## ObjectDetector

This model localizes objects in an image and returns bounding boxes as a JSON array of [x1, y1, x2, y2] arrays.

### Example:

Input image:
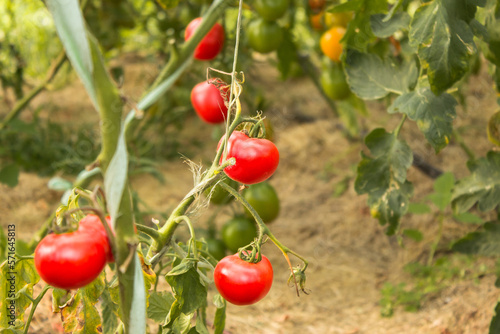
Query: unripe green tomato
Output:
[[221, 216, 257, 253], [247, 19, 284, 54], [243, 182, 280, 223], [207, 239, 227, 261], [204, 179, 239, 205], [253, 0, 289, 21], [320, 61, 350, 101]]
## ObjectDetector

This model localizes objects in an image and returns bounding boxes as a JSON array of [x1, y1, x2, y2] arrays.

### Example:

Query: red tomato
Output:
[[184, 17, 225, 61], [78, 214, 114, 263], [34, 231, 107, 290], [214, 253, 273, 305], [218, 131, 279, 184], [191, 81, 228, 124]]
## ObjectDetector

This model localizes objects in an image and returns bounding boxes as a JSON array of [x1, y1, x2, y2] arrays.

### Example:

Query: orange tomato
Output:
[[310, 12, 324, 31], [320, 26, 346, 62]]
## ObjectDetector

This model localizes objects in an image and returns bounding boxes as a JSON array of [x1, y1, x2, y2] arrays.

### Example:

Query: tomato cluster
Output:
[[34, 215, 114, 290], [247, 0, 288, 53]]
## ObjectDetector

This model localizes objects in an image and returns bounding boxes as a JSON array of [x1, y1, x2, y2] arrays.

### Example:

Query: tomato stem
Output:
[[394, 114, 407, 137], [23, 285, 51, 334]]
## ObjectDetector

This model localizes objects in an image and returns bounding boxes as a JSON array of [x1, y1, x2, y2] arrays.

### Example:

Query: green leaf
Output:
[[166, 261, 207, 315], [403, 229, 424, 242], [155, 0, 180, 9], [371, 12, 411, 38], [408, 202, 432, 214], [195, 316, 209, 334], [101, 285, 120, 334], [172, 313, 192, 334], [355, 128, 414, 234], [490, 301, 500, 334], [409, 0, 484, 94], [60, 273, 105, 334], [453, 212, 484, 224], [451, 151, 500, 213], [47, 177, 73, 191], [213, 295, 226, 334], [344, 50, 418, 99], [0, 164, 19, 188], [0, 259, 39, 330], [45, 0, 97, 108], [276, 30, 297, 80], [331, 0, 388, 52], [388, 89, 457, 152], [148, 291, 175, 324], [425, 172, 455, 211], [452, 222, 500, 256]]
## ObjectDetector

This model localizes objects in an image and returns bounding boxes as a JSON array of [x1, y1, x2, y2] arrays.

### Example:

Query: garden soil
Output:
[[1, 55, 499, 334]]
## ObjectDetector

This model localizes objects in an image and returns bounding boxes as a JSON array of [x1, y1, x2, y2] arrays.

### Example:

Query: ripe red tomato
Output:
[[214, 253, 273, 305], [78, 214, 114, 263], [184, 17, 225, 61], [218, 131, 279, 184], [34, 231, 107, 290], [191, 81, 228, 124]]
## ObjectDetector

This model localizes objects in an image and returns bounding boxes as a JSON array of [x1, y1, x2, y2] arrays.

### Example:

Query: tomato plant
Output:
[[243, 181, 280, 223], [185, 17, 225, 61], [214, 253, 273, 305], [218, 131, 280, 184], [247, 19, 284, 54], [190, 80, 229, 124], [221, 216, 258, 253], [34, 231, 107, 290], [253, 0, 289, 21], [204, 177, 239, 205]]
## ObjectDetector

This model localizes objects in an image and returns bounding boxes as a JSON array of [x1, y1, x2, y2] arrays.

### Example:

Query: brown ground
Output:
[[1, 54, 499, 334]]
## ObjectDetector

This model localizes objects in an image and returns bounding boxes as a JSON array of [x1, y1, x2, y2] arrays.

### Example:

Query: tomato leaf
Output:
[[148, 291, 175, 324], [0, 164, 19, 188], [0, 259, 39, 330], [166, 260, 208, 315], [60, 273, 105, 334], [330, 0, 388, 52], [453, 212, 484, 224], [101, 285, 121, 334], [490, 301, 500, 334], [47, 177, 73, 191], [403, 229, 424, 242], [344, 50, 418, 99], [424, 172, 455, 211], [408, 0, 485, 94], [452, 222, 500, 256], [371, 12, 411, 38], [171, 313, 193, 334], [355, 129, 414, 235], [451, 151, 500, 213], [408, 202, 431, 214], [213, 295, 226, 334], [388, 88, 457, 153]]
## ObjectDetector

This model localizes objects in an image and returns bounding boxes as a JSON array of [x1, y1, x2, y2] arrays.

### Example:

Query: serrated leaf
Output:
[[355, 129, 414, 234], [388, 89, 457, 152], [148, 291, 175, 324], [166, 262, 207, 315], [453, 212, 484, 224], [0, 164, 19, 188], [371, 12, 411, 38], [409, 0, 484, 94], [332, 0, 388, 52], [60, 273, 105, 334], [403, 229, 424, 242], [408, 202, 432, 214], [344, 50, 418, 99], [0, 259, 39, 330], [213, 295, 226, 334], [452, 151, 500, 213], [45, 0, 97, 109], [452, 222, 500, 256], [490, 301, 500, 334], [48, 177, 73, 191]]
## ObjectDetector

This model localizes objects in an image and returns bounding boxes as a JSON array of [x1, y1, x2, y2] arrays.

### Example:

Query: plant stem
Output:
[[23, 285, 51, 334], [427, 212, 444, 266], [394, 114, 407, 137], [0, 51, 67, 131]]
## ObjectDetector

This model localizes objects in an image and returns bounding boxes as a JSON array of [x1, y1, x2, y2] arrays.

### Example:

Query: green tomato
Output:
[[253, 0, 289, 21], [206, 239, 227, 261], [221, 217, 257, 253], [247, 19, 284, 54], [243, 182, 280, 223], [320, 61, 350, 101], [204, 178, 239, 205]]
